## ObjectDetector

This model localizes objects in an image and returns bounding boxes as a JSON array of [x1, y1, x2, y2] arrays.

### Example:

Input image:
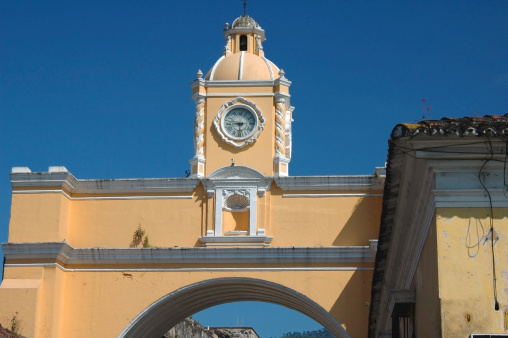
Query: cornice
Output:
[[190, 78, 206, 88], [2, 242, 376, 266], [275, 175, 384, 191], [205, 80, 276, 87], [274, 77, 292, 87], [10, 168, 199, 196], [203, 93, 275, 97]]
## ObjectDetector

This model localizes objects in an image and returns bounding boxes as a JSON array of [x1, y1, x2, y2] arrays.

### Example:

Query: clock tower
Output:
[[189, 14, 293, 178]]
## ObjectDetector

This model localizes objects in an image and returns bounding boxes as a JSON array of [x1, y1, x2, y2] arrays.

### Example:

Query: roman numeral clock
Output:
[[214, 98, 265, 148]]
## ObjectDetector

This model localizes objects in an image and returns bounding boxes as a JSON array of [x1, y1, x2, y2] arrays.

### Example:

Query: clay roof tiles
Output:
[[391, 113, 508, 140]]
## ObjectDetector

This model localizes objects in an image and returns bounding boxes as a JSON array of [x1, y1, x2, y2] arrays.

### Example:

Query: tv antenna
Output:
[[421, 98, 431, 120]]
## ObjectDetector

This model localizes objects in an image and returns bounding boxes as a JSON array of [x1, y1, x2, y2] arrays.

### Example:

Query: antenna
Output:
[[242, 0, 247, 15], [421, 98, 426, 120]]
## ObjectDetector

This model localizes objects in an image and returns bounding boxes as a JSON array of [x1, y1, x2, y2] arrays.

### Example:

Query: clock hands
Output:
[[222, 107, 256, 140]]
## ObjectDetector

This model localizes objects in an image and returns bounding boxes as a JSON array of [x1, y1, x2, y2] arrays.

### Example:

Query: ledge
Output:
[[199, 235, 273, 247], [275, 175, 384, 191], [10, 169, 199, 195], [2, 242, 376, 265]]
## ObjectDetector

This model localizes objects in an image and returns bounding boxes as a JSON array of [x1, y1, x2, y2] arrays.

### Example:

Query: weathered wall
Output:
[[436, 208, 508, 336], [412, 217, 441, 337]]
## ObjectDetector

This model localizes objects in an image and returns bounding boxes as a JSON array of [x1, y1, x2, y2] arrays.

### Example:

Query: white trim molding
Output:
[[2, 242, 376, 266], [10, 170, 199, 198], [203, 166, 272, 245], [275, 175, 385, 191]]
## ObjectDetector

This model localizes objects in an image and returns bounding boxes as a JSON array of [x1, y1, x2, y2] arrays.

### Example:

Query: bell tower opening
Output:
[[240, 35, 247, 51]]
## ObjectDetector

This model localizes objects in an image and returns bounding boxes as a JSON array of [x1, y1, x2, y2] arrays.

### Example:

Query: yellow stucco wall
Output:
[[1, 267, 372, 338], [270, 190, 382, 247], [9, 193, 71, 243], [2, 179, 381, 337], [8, 186, 382, 249], [436, 208, 508, 336], [204, 94, 276, 176]]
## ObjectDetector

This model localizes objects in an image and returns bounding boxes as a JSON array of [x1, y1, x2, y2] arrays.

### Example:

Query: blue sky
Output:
[[1, 0, 507, 336]]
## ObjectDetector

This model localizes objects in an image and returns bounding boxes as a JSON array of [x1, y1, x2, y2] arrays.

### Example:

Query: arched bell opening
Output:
[[239, 35, 248, 51], [119, 277, 350, 338]]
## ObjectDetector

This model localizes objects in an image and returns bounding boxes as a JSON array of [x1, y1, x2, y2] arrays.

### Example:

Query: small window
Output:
[[240, 35, 247, 51]]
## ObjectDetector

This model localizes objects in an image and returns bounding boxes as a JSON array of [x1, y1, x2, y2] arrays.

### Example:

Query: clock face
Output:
[[213, 98, 265, 148], [222, 108, 257, 140]]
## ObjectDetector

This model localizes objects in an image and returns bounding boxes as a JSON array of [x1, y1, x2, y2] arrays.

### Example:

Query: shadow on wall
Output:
[[195, 182, 206, 247], [331, 270, 374, 338], [333, 196, 381, 246]]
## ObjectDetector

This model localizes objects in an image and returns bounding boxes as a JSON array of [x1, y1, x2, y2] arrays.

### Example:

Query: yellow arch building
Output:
[[3, 13, 507, 338], [0, 15, 384, 338]]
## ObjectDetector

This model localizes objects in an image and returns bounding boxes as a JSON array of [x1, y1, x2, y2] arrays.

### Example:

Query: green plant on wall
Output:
[[142, 235, 150, 248], [11, 311, 21, 335], [130, 225, 150, 248]]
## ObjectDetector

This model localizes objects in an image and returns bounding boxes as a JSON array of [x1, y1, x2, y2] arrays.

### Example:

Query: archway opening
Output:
[[119, 277, 349, 338], [192, 301, 331, 337]]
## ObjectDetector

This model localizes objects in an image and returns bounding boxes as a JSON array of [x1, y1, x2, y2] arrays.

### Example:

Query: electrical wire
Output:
[[465, 217, 486, 258], [475, 135, 499, 311]]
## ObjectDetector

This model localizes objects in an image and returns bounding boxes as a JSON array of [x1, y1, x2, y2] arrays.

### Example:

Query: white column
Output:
[[214, 188, 223, 236], [249, 188, 257, 236]]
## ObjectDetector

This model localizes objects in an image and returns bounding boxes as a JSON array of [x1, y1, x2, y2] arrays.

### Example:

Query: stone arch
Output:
[[119, 277, 350, 338]]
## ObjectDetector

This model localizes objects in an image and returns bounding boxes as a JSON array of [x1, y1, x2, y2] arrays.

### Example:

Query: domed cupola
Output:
[[231, 15, 259, 29], [205, 15, 280, 81]]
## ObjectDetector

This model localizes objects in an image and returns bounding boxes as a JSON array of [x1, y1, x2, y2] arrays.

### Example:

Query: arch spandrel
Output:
[[119, 277, 350, 338]]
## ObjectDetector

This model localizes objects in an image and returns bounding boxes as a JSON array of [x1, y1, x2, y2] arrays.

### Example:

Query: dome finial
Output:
[[242, 0, 248, 16]]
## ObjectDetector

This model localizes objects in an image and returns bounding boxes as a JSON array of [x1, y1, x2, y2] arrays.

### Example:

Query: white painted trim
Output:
[[433, 189, 508, 207], [275, 175, 385, 191], [205, 80, 275, 86], [204, 93, 275, 97], [4, 263, 374, 272], [260, 55, 274, 80], [11, 171, 199, 194], [199, 235, 272, 247], [249, 187, 257, 236], [208, 55, 225, 81], [2, 242, 376, 265], [238, 51, 244, 80], [212, 97, 266, 148], [12, 189, 193, 200], [215, 188, 223, 236], [11, 167, 32, 173], [283, 193, 383, 198]]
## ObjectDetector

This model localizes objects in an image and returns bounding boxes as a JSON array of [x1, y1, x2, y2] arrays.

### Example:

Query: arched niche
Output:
[[201, 166, 273, 246]]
